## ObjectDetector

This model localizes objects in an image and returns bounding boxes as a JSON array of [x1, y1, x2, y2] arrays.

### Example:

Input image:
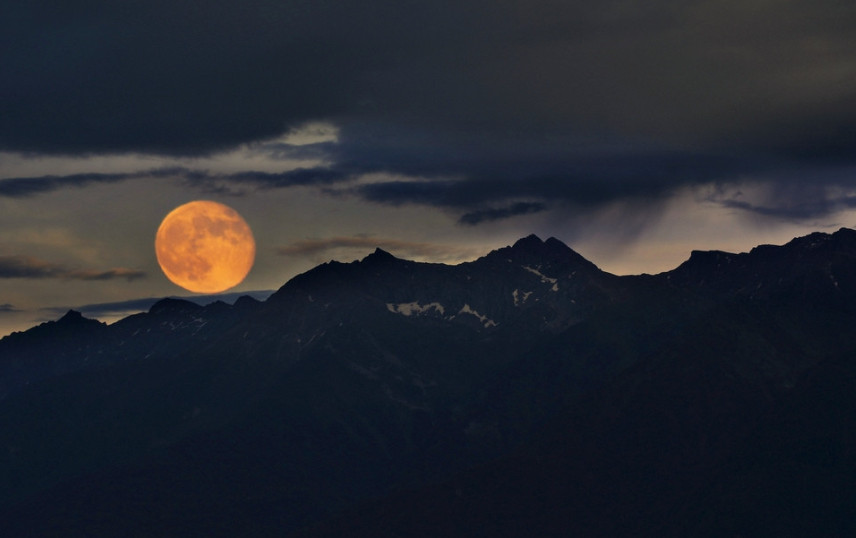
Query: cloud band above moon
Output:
[[5, 0, 856, 226]]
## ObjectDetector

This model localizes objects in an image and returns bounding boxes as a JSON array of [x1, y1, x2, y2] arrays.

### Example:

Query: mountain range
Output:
[[2, 229, 856, 536]]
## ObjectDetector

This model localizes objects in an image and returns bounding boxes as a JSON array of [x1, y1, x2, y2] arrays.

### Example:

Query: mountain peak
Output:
[[486, 234, 600, 273], [233, 295, 261, 309], [149, 297, 203, 315], [509, 234, 577, 256], [54, 309, 105, 329], [685, 249, 735, 264], [362, 247, 398, 264], [544, 236, 567, 248], [793, 227, 856, 252], [58, 309, 85, 323], [834, 226, 856, 239], [511, 234, 545, 251]]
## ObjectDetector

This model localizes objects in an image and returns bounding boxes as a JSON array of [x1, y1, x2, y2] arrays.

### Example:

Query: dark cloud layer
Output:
[[5, 1, 856, 153], [0, 256, 146, 281], [710, 183, 856, 221], [4, 1, 856, 221], [459, 203, 547, 226], [336, 133, 764, 215]]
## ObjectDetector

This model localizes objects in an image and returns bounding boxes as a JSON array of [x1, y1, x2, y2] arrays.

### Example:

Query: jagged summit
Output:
[[511, 234, 545, 250], [544, 236, 570, 250], [779, 226, 856, 254], [509, 234, 571, 251], [835, 226, 856, 240], [58, 309, 85, 323], [361, 247, 399, 264], [485, 233, 600, 273], [54, 309, 104, 329]]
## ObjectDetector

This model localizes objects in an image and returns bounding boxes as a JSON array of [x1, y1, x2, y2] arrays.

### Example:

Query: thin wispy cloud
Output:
[[0, 255, 146, 281], [72, 268, 148, 281], [0, 171, 139, 198], [0, 165, 358, 199]]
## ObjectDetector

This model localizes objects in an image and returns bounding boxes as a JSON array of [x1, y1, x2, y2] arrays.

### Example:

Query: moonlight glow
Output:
[[155, 201, 256, 294]]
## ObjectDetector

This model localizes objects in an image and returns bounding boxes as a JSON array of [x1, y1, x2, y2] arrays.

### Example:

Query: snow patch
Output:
[[512, 289, 533, 306], [459, 304, 498, 328], [524, 265, 558, 291], [387, 302, 445, 316]]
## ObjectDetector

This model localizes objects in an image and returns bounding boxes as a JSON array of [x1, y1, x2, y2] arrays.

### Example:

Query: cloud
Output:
[[0, 165, 356, 198], [4, 1, 856, 224], [277, 236, 479, 262], [71, 268, 148, 281], [4, 128, 852, 226], [341, 140, 754, 213], [709, 183, 856, 221], [4, 0, 856, 158], [0, 255, 146, 281], [0, 168, 189, 198], [0, 172, 137, 197], [193, 167, 358, 190], [459, 202, 547, 225], [0, 303, 18, 314]]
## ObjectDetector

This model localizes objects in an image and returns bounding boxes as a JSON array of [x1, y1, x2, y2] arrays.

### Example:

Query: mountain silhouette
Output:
[[2, 230, 856, 536]]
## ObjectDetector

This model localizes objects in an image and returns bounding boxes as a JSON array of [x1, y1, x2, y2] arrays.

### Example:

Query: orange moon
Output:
[[155, 201, 256, 294]]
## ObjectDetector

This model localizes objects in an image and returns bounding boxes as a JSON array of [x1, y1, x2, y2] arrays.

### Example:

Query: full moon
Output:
[[155, 200, 256, 294]]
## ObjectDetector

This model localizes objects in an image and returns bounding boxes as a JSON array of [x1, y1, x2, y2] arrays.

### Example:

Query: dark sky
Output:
[[2, 0, 856, 334]]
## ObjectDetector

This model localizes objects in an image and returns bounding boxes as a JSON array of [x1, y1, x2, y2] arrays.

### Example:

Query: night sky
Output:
[[3, 0, 856, 335]]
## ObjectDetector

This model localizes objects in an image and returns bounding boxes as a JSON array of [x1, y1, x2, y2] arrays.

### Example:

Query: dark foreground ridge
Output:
[[2, 230, 856, 536]]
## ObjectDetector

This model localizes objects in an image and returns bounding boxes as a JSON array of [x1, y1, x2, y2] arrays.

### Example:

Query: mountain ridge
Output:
[[8, 228, 853, 343], [2, 229, 856, 536]]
